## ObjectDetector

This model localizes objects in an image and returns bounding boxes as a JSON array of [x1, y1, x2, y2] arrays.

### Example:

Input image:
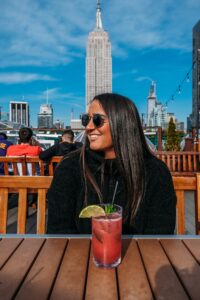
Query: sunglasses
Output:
[[81, 113, 107, 128]]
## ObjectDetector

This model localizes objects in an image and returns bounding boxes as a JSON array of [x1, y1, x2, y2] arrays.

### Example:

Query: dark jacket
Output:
[[47, 149, 176, 234], [39, 142, 82, 161], [0, 137, 13, 174]]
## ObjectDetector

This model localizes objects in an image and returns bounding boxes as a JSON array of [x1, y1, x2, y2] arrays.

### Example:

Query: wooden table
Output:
[[0, 236, 200, 300]]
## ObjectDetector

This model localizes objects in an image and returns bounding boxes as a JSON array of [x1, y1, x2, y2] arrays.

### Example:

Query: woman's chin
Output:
[[89, 142, 101, 151]]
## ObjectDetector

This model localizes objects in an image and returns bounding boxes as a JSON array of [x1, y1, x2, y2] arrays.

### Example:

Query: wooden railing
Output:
[[1, 152, 200, 176], [156, 151, 200, 175], [0, 174, 200, 235]]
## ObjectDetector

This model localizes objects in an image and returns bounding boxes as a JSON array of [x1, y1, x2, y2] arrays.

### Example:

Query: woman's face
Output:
[[86, 100, 116, 159]]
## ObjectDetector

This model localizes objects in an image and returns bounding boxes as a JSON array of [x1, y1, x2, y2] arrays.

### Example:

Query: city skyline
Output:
[[0, 0, 199, 127]]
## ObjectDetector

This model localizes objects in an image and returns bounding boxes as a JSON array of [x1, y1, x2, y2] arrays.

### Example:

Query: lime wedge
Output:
[[79, 205, 106, 218]]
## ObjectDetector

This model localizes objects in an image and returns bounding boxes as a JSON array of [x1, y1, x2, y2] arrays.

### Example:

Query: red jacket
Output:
[[7, 144, 42, 156]]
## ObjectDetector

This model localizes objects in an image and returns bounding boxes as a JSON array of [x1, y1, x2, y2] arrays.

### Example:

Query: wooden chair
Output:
[[173, 174, 200, 234], [0, 156, 27, 175], [0, 176, 52, 234], [0, 174, 200, 235], [0, 156, 61, 176], [25, 156, 45, 175], [48, 156, 62, 175], [0, 156, 45, 175]]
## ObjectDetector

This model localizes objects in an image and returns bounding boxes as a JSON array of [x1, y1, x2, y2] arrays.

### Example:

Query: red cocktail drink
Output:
[[92, 204, 122, 268]]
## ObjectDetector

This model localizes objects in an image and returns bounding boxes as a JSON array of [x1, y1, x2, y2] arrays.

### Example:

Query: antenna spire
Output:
[[96, 0, 103, 30]]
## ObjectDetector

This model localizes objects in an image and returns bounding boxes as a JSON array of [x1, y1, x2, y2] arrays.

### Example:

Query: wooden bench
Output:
[[173, 174, 200, 234], [0, 176, 52, 234], [0, 156, 63, 176], [0, 174, 200, 235]]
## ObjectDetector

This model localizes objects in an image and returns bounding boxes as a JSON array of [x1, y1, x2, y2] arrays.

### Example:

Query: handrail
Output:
[[156, 151, 200, 174]]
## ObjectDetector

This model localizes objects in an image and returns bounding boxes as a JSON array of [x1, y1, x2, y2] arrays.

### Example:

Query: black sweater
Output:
[[39, 142, 81, 161], [47, 149, 176, 234]]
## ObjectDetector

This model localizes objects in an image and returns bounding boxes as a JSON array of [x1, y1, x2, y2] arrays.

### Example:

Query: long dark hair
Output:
[[81, 93, 153, 225]]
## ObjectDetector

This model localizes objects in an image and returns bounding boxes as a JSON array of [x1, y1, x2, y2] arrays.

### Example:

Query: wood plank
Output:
[[161, 239, 200, 300], [17, 189, 27, 234], [173, 176, 196, 190], [50, 239, 90, 300], [188, 154, 192, 171], [193, 155, 197, 171], [4, 162, 9, 175], [183, 155, 186, 171], [183, 239, 200, 264], [177, 154, 181, 172], [176, 190, 185, 234], [167, 155, 171, 171], [0, 238, 22, 269], [0, 188, 8, 234], [0, 238, 45, 300], [85, 246, 118, 299], [172, 155, 176, 171], [37, 189, 47, 234], [15, 238, 66, 300], [118, 239, 153, 300], [137, 239, 188, 300], [0, 176, 52, 189]]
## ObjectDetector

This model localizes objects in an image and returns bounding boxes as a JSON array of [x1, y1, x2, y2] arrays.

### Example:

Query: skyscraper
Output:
[[9, 101, 30, 126], [38, 104, 53, 128], [147, 81, 157, 126], [85, 0, 112, 110], [192, 20, 200, 130], [146, 82, 168, 129]]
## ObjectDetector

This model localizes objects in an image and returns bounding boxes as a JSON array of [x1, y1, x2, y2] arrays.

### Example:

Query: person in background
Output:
[[7, 127, 42, 157], [7, 127, 42, 208], [7, 127, 42, 176], [39, 129, 82, 161], [47, 93, 176, 235], [0, 132, 13, 175]]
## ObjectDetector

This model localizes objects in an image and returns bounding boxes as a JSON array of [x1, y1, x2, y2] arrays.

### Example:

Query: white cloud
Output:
[[0, 72, 56, 84], [135, 76, 153, 82], [0, 0, 199, 68], [113, 68, 138, 79]]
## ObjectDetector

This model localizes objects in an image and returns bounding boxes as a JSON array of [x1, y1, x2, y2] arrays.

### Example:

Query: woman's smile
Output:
[[86, 100, 116, 159]]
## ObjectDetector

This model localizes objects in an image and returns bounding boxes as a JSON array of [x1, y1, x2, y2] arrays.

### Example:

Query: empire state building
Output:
[[86, 0, 112, 110]]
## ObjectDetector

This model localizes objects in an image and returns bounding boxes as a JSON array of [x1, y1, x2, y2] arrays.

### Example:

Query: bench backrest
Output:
[[173, 174, 200, 234], [0, 156, 62, 176], [0, 176, 52, 234], [0, 174, 200, 235]]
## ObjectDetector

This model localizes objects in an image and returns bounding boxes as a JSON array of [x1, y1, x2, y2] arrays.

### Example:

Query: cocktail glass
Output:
[[92, 204, 122, 268]]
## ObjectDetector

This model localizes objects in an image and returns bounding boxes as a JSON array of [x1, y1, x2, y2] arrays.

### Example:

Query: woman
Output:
[[47, 93, 176, 234]]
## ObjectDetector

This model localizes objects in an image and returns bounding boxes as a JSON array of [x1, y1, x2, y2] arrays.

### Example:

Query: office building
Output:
[[147, 81, 157, 126], [192, 20, 200, 129], [86, 0, 112, 110], [70, 119, 82, 132], [38, 104, 53, 128], [54, 120, 65, 129], [146, 82, 167, 129], [9, 101, 30, 126]]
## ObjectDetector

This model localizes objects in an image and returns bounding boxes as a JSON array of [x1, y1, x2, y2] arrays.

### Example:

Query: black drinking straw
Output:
[[112, 181, 119, 205]]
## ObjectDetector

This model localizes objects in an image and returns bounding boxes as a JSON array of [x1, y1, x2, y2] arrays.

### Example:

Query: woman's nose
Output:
[[85, 118, 95, 130]]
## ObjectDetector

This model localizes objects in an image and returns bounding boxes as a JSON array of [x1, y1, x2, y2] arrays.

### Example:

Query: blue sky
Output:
[[0, 0, 199, 127]]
